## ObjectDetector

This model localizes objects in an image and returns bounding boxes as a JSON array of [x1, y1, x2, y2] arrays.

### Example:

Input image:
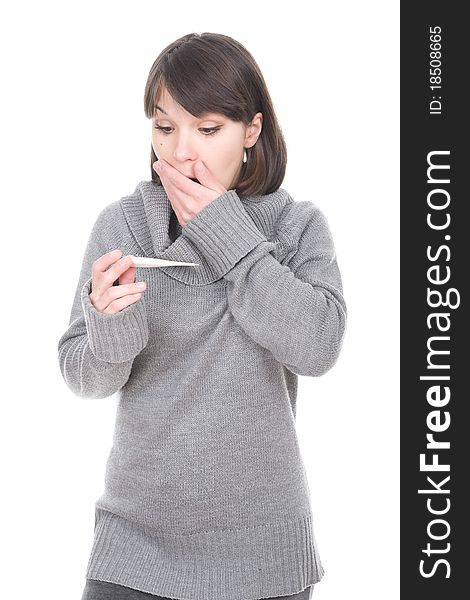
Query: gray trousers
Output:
[[81, 579, 314, 600]]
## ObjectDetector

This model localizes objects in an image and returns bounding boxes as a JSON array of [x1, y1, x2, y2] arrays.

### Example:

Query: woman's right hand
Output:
[[89, 249, 147, 314]]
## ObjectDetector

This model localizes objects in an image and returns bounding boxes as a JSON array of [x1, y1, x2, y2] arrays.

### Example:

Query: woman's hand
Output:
[[154, 159, 227, 227], [89, 250, 147, 314]]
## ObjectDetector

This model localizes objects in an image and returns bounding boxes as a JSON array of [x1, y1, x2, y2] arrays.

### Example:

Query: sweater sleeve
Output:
[[57, 201, 150, 399], [181, 190, 347, 377]]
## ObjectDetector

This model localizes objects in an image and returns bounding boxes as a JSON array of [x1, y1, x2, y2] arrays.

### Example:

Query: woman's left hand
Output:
[[154, 158, 227, 227]]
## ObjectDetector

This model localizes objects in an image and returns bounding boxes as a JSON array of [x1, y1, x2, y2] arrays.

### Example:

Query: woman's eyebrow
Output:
[[154, 104, 220, 119]]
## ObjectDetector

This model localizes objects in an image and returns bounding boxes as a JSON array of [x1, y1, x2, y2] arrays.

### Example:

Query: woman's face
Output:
[[152, 86, 262, 190]]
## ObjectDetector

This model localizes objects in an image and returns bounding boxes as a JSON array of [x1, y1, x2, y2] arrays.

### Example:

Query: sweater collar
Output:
[[120, 180, 292, 285]]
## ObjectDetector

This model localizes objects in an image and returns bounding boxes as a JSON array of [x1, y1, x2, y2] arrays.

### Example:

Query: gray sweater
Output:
[[57, 181, 347, 600]]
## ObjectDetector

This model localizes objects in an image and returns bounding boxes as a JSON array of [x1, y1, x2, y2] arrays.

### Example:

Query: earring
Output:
[[243, 148, 247, 164]]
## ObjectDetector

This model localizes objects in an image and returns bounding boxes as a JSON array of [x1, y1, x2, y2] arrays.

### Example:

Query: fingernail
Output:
[[136, 281, 146, 288]]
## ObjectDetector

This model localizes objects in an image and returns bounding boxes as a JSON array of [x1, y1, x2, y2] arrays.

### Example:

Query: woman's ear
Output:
[[245, 112, 263, 147]]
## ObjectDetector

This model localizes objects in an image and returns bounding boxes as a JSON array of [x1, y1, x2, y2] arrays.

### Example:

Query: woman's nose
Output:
[[172, 134, 198, 163]]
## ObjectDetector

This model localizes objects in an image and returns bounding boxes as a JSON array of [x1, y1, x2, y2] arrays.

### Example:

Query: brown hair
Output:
[[143, 32, 287, 198]]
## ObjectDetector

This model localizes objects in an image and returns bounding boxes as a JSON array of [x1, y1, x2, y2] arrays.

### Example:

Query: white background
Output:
[[0, 1, 399, 598]]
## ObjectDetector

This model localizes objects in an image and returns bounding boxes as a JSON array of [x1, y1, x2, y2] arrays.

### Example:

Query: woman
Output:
[[58, 32, 347, 600]]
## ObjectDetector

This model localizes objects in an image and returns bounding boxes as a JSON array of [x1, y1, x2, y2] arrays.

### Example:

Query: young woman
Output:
[[58, 32, 347, 600]]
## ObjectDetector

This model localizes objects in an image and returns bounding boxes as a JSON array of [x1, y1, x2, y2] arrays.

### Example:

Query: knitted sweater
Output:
[[57, 180, 347, 600]]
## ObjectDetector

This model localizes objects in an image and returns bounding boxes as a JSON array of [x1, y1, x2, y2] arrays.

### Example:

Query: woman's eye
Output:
[[154, 125, 172, 134], [200, 127, 221, 136], [154, 125, 221, 136]]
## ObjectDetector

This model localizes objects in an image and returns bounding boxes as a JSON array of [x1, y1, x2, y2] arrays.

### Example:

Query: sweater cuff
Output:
[[80, 277, 150, 363], [182, 190, 267, 278]]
